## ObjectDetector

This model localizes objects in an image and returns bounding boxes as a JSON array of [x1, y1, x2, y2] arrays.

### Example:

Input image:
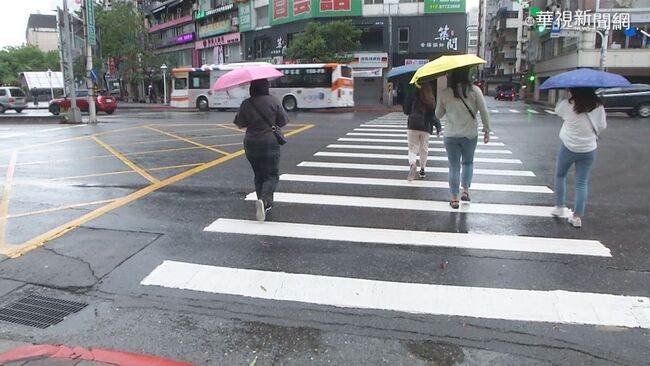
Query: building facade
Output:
[[142, 0, 468, 104], [527, 0, 650, 105], [26, 14, 59, 53]]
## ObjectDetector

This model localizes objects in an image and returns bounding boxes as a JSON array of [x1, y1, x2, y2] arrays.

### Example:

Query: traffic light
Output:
[[537, 25, 546, 33], [528, 74, 536, 83]]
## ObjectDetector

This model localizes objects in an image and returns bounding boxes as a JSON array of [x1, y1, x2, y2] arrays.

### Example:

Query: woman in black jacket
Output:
[[234, 79, 289, 222], [404, 82, 441, 181]]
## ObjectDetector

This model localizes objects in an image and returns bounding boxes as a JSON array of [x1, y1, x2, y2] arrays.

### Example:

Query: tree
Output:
[[0, 46, 60, 85], [95, 2, 157, 101], [285, 20, 362, 63]]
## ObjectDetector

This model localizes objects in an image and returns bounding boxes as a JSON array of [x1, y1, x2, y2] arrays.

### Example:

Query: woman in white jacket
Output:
[[551, 88, 607, 228]]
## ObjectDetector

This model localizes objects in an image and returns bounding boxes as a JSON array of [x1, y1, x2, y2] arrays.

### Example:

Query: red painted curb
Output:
[[0, 344, 195, 366]]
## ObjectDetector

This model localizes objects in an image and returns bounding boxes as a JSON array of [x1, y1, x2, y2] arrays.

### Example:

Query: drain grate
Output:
[[0, 295, 88, 328]]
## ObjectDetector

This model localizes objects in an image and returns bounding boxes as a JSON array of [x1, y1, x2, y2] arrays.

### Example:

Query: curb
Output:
[[0, 344, 194, 366]]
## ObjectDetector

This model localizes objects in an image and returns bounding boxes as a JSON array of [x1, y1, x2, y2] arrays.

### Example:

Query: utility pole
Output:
[[62, 0, 82, 123], [83, 0, 98, 123]]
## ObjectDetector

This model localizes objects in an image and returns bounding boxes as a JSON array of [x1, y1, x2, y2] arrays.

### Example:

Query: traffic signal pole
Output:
[[83, 0, 97, 123], [61, 0, 81, 123]]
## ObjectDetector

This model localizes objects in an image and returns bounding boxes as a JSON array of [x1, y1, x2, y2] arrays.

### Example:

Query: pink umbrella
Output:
[[211, 66, 284, 91]]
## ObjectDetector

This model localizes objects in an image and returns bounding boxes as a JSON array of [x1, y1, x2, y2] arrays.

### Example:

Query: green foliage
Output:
[[0, 46, 60, 85], [285, 20, 362, 63]]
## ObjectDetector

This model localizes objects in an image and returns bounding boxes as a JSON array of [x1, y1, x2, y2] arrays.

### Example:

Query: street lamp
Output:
[[160, 63, 168, 105], [47, 68, 54, 100]]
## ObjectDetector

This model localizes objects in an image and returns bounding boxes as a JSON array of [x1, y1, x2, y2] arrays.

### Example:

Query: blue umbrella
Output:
[[539, 68, 631, 90], [387, 63, 423, 81]]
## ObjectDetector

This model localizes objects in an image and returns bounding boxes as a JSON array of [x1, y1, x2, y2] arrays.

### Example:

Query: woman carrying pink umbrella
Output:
[[215, 66, 288, 222]]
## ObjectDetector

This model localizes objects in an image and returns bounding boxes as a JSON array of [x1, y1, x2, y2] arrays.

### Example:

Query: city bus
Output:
[[170, 63, 354, 111]]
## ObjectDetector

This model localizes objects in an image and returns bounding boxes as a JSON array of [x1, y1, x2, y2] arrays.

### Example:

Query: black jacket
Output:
[[404, 91, 441, 135]]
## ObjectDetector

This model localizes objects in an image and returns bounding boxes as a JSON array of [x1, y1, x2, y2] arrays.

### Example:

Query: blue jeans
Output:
[[444, 137, 478, 196], [554, 144, 596, 216]]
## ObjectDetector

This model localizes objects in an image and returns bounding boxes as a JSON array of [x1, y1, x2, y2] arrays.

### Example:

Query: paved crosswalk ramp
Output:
[[141, 112, 650, 331]]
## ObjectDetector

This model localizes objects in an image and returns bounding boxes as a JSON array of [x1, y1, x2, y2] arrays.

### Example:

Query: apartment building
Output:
[[26, 14, 59, 53]]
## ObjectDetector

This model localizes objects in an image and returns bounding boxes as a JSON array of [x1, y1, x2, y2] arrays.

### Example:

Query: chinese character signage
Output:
[[270, 0, 362, 26], [424, 0, 466, 13], [238, 1, 252, 32], [532, 9, 631, 31], [199, 19, 232, 39]]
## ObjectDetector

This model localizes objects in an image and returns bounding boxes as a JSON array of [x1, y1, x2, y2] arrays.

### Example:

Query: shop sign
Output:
[[238, 1, 253, 32], [194, 3, 235, 21], [419, 24, 459, 51], [195, 32, 241, 50], [405, 59, 429, 65], [350, 53, 388, 68], [424, 0, 466, 14], [270, 0, 362, 26], [199, 19, 232, 38], [158, 33, 194, 48]]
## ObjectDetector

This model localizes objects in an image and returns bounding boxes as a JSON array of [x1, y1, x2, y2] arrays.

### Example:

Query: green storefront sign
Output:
[[199, 19, 232, 38], [269, 0, 362, 26], [424, 0, 466, 13], [238, 1, 253, 32]]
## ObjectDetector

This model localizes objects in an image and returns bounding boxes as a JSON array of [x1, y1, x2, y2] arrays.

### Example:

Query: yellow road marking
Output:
[[215, 124, 245, 133], [91, 136, 159, 184], [48, 163, 206, 181], [0, 151, 18, 246], [144, 126, 230, 156], [4, 199, 118, 219], [0, 124, 314, 258]]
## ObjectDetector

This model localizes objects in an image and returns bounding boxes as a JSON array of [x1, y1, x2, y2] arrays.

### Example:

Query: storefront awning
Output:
[[20, 71, 64, 90]]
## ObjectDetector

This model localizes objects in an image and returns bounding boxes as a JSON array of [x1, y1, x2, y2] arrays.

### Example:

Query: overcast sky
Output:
[[1, 0, 480, 49]]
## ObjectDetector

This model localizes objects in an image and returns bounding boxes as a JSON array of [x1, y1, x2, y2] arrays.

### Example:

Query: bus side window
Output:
[[174, 78, 188, 90]]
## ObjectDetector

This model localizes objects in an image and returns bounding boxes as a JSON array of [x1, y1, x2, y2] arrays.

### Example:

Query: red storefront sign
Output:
[[320, 0, 350, 11], [294, 0, 311, 15], [195, 32, 241, 50], [273, 0, 288, 21]]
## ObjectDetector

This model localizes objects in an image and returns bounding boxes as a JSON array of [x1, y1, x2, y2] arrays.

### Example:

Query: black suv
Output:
[[597, 84, 650, 118]]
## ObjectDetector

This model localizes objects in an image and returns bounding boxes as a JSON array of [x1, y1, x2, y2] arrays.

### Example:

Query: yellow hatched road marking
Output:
[[91, 136, 159, 184], [48, 162, 206, 181], [0, 124, 314, 258], [3, 199, 118, 219], [0, 151, 18, 246], [144, 126, 230, 155]]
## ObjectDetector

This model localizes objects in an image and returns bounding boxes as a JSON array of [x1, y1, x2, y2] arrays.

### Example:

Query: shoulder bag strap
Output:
[[459, 96, 476, 120], [585, 112, 599, 139], [249, 98, 276, 130]]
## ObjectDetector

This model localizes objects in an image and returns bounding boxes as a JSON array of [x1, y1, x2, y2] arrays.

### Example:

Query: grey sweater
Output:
[[435, 85, 490, 138]]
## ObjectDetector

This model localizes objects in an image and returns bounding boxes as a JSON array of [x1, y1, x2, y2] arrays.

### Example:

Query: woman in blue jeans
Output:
[[552, 88, 607, 228], [435, 67, 491, 209]]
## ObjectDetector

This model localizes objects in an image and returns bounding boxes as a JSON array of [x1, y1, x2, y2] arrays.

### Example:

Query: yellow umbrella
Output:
[[410, 54, 486, 85]]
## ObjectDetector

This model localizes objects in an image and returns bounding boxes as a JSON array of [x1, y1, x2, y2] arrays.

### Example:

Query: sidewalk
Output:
[[0, 342, 194, 366]]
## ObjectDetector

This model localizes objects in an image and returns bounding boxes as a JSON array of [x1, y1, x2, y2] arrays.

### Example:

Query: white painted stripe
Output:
[[354, 128, 407, 132], [545, 110, 556, 115], [508, 109, 521, 113], [491, 109, 499, 113], [326, 144, 513, 154], [205, 219, 611, 257], [281, 174, 551, 193], [348, 132, 500, 140], [527, 109, 540, 114], [314, 151, 521, 164], [143, 261, 648, 327], [299, 161, 534, 177], [338, 138, 505, 146], [245, 192, 568, 218]]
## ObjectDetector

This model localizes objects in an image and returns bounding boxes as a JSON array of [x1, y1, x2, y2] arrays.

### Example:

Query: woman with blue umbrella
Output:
[[541, 68, 630, 228]]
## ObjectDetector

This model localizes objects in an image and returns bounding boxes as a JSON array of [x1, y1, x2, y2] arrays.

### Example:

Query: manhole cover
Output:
[[0, 295, 88, 328]]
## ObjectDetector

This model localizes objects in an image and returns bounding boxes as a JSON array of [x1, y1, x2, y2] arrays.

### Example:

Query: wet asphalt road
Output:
[[0, 100, 648, 365]]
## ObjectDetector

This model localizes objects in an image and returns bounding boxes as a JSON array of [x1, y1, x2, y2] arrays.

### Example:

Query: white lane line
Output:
[[491, 109, 499, 113], [314, 151, 521, 164], [508, 109, 521, 113], [299, 161, 534, 177], [354, 128, 407, 132], [348, 132, 500, 139], [245, 192, 568, 218], [527, 109, 540, 114], [205, 219, 611, 257], [326, 144, 513, 154], [360, 124, 407, 128], [339, 138, 505, 146], [281, 174, 551, 193], [545, 110, 556, 114], [143, 261, 649, 327]]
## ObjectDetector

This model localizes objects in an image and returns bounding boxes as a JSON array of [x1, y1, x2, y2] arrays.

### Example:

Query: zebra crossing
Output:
[[141, 112, 650, 329]]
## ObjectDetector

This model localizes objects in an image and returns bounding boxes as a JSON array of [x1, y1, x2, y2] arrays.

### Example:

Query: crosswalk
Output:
[[141, 112, 650, 329]]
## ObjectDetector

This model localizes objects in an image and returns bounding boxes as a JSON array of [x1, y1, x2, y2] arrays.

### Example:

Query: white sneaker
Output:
[[551, 206, 572, 217], [255, 199, 265, 222], [407, 164, 417, 181], [567, 216, 582, 228]]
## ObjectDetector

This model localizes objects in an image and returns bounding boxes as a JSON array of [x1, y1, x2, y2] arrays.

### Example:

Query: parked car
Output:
[[0, 87, 28, 113], [596, 84, 650, 118], [48, 90, 117, 115], [495, 87, 517, 101]]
